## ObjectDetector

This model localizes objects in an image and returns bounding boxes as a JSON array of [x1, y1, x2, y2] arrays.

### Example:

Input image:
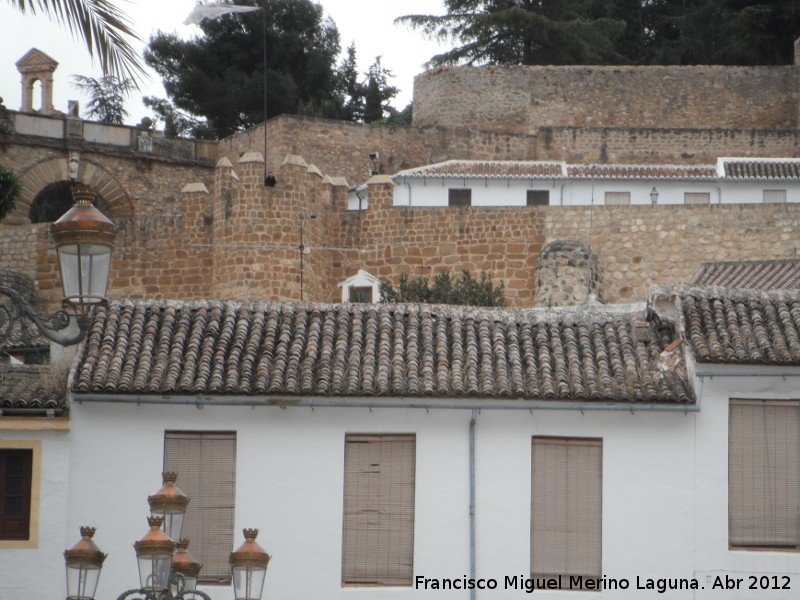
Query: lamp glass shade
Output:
[[56, 243, 112, 304], [64, 526, 106, 600], [66, 563, 102, 600], [650, 187, 659, 204], [232, 564, 267, 600], [137, 552, 173, 591]]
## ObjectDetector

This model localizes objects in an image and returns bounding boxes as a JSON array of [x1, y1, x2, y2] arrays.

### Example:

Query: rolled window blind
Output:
[[164, 431, 237, 583], [729, 400, 800, 548], [531, 437, 602, 584], [342, 434, 415, 586]]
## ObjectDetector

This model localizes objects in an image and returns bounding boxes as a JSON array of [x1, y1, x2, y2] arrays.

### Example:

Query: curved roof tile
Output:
[[71, 299, 694, 404]]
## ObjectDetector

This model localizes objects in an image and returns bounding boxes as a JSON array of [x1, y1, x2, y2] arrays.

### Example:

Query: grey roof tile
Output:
[[722, 159, 800, 180], [0, 365, 67, 411], [71, 299, 694, 404], [690, 259, 800, 290], [676, 287, 800, 364]]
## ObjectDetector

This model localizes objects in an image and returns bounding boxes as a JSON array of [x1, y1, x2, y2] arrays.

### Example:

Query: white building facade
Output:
[[389, 158, 800, 209]]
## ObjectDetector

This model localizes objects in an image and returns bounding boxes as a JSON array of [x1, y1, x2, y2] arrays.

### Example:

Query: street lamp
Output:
[[230, 529, 271, 600], [650, 186, 659, 205], [64, 526, 106, 600], [134, 516, 177, 593], [148, 472, 190, 542], [63, 474, 269, 600], [171, 539, 202, 594], [0, 183, 116, 347]]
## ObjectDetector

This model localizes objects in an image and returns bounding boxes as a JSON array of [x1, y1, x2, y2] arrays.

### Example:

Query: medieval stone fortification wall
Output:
[[4, 152, 800, 311], [218, 114, 800, 187], [413, 65, 800, 133]]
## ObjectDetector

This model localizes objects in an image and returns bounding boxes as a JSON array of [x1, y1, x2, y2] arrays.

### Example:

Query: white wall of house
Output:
[[55, 397, 707, 600], [392, 179, 800, 208], [0, 428, 70, 600], [6, 373, 800, 600], [692, 368, 800, 599]]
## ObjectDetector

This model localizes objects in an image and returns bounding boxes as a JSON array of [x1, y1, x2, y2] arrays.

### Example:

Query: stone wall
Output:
[[414, 65, 800, 133], [217, 115, 800, 188], [5, 153, 800, 313], [0, 138, 214, 222]]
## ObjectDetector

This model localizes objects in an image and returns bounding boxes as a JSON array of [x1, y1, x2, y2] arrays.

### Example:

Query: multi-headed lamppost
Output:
[[64, 473, 270, 600], [0, 183, 115, 347]]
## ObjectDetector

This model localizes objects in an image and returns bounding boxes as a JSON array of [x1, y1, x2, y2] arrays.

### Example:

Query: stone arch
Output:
[[7, 157, 134, 223]]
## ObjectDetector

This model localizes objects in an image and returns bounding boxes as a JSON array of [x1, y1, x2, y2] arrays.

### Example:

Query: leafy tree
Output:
[[7, 0, 144, 82], [399, 0, 800, 67], [382, 102, 413, 127], [380, 270, 505, 307], [71, 75, 134, 124], [0, 165, 21, 221], [334, 43, 365, 122], [396, 0, 627, 66], [143, 96, 214, 139], [363, 56, 399, 123], [145, 0, 342, 138]]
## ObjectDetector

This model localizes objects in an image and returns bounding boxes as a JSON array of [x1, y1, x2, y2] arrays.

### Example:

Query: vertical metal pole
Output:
[[299, 218, 305, 301], [469, 409, 477, 600], [262, 4, 269, 186]]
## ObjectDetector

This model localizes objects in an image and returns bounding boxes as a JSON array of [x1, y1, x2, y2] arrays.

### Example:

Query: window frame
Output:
[[342, 433, 416, 587], [163, 431, 237, 584], [531, 436, 603, 588], [0, 440, 40, 548], [729, 399, 800, 551]]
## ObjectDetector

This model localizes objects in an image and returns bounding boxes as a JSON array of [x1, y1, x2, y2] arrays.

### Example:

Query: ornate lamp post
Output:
[[0, 183, 116, 347], [64, 474, 269, 600]]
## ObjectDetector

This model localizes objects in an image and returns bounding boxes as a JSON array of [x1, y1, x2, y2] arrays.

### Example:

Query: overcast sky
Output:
[[0, 0, 445, 125]]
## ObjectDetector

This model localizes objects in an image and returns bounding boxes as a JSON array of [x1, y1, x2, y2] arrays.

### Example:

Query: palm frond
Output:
[[9, 0, 146, 85]]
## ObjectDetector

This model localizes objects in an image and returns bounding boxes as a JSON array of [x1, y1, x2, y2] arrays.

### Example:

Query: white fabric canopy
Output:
[[184, 4, 262, 26]]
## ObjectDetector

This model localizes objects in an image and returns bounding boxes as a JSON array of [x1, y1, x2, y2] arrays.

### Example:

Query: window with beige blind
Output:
[[684, 192, 710, 205], [729, 400, 800, 549], [604, 192, 630, 206], [342, 434, 416, 586], [531, 437, 602, 587], [763, 189, 787, 203], [164, 431, 237, 584]]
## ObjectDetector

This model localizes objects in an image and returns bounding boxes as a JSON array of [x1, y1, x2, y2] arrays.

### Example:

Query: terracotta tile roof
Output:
[[675, 287, 800, 365], [393, 160, 566, 180], [0, 365, 66, 412], [70, 299, 694, 404], [567, 164, 717, 179], [721, 158, 800, 180], [690, 259, 800, 290]]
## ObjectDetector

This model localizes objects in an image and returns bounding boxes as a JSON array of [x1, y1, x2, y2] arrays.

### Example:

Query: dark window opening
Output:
[[350, 286, 373, 303], [448, 188, 472, 207], [0, 449, 33, 540], [527, 190, 550, 206]]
